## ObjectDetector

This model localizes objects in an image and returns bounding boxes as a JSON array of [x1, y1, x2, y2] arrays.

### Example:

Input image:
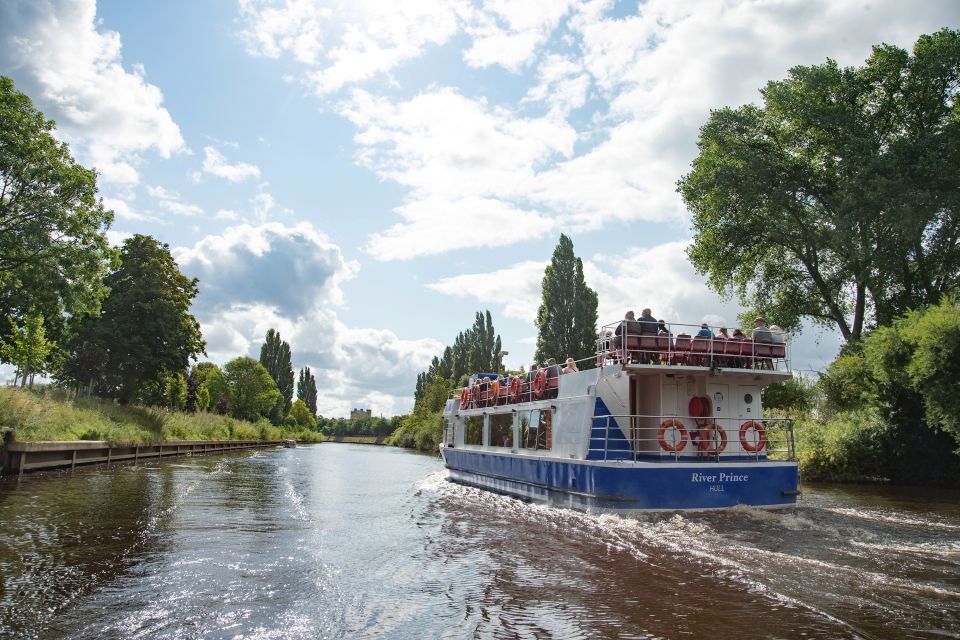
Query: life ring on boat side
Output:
[[459, 387, 470, 410], [508, 376, 522, 402], [532, 370, 547, 398], [490, 379, 501, 406], [739, 420, 767, 452], [657, 419, 688, 452], [697, 422, 727, 454]]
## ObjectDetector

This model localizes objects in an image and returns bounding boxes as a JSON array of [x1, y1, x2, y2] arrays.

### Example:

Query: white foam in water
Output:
[[827, 506, 960, 532]]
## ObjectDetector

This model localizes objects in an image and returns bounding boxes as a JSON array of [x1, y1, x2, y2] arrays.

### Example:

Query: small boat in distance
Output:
[[440, 318, 799, 511], [282, 439, 297, 448]]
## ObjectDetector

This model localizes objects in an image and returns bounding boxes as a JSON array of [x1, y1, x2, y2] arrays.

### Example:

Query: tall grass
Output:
[[0, 386, 323, 443]]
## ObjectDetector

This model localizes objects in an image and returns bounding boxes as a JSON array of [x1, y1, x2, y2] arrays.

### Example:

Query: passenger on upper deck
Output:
[[638, 308, 658, 334], [731, 328, 746, 340], [657, 319, 671, 336], [562, 357, 578, 374], [770, 325, 785, 344], [696, 323, 712, 338], [614, 310, 635, 351], [716, 327, 730, 340], [752, 317, 772, 343], [525, 364, 539, 402], [545, 357, 561, 398]]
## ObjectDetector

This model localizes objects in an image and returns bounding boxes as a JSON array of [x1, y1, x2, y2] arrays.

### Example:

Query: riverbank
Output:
[[323, 435, 385, 445], [0, 386, 323, 444]]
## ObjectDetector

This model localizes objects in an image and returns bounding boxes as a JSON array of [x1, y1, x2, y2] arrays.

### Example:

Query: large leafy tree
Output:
[[60, 235, 205, 403], [259, 328, 294, 416], [297, 366, 317, 415], [0, 76, 115, 350], [535, 234, 599, 367], [679, 29, 960, 342], [224, 357, 282, 423]]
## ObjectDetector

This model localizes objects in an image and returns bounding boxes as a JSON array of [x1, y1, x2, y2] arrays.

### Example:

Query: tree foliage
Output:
[[259, 328, 294, 416], [223, 357, 282, 423], [809, 299, 960, 484], [58, 235, 205, 402], [679, 29, 960, 342], [0, 76, 115, 352], [534, 234, 599, 366], [414, 310, 502, 402], [165, 373, 187, 411], [192, 362, 229, 411], [287, 399, 316, 429], [0, 313, 54, 387], [297, 366, 317, 415]]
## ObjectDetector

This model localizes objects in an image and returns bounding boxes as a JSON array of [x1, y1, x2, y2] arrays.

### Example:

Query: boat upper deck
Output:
[[596, 319, 792, 376]]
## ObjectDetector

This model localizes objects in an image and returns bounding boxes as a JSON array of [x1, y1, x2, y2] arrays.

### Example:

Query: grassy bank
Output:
[[0, 387, 324, 444]]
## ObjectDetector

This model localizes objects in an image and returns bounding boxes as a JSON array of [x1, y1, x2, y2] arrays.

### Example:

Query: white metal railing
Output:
[[595, 320, 791, 372], [589, 413, 796, 462]]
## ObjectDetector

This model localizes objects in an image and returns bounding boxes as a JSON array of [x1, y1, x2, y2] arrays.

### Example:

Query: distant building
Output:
[[350, 408, 372, 421]]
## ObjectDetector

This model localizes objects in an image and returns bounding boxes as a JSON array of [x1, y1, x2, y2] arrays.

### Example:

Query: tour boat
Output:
[[439, 320, 799, 511], [283, 439, 297, 448]]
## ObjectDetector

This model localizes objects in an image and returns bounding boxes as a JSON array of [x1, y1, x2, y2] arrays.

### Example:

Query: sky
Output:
[[1, 0, 957, 417]]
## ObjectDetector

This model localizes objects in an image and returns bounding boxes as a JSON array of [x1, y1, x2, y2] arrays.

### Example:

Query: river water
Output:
[[0, 444, 957, 639]]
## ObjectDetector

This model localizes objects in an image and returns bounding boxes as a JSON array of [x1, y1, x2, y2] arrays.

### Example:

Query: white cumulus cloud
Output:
[[202, 146, 262, 183], [0, 0, 185, 184]]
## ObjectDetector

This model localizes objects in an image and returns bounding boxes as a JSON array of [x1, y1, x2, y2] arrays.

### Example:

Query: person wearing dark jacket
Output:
[[639, 308, 658, 334]]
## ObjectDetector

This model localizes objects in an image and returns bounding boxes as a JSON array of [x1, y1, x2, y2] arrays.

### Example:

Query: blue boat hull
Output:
[[441, 447, 799, 511]]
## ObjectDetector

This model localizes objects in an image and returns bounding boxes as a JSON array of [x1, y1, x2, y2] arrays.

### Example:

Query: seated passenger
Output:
[[770, 325, 785, 344], [752, 317, 772, 343], [731, 328, 745, 340], [614, 310, 636, 352], [545, 357, 561, 398], [696, 322, 712, 338], [562, 357, 578, 374], [639, 308, 658, 334], [657, 319, 672, 336], [716, 327, 730, 340]]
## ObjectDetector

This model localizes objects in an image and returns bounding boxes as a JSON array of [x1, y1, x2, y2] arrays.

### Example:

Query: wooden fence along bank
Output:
[[1, 440, 283, 476]]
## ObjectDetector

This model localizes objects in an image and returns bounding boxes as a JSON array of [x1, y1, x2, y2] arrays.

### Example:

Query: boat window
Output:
[[465, 415, 483, 446], [521, 409, 552, 451], [490, 413, 513, 448]]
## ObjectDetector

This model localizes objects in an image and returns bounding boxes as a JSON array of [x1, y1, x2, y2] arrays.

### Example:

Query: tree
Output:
[[224, 357, 281, 422], [196, 385, 211, 412], [0, 76, 115, 350], [679, 29, 960, 342], [535, 234, 599, 367], [0, 313, 54, 387], [59, 235, 205, 402], [259, 328, 294, 416], [192, 362, 229, 410], [288, 399, 316, 429], [165, 373, 187, 411], [297, 366, 317, 415]]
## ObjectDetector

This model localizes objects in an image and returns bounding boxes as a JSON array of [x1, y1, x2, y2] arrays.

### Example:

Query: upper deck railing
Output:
[[596, 320, 791, 372]]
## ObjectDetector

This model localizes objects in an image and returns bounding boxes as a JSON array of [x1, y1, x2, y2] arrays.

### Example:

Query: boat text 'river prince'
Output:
[[440, 319, 799, 511]]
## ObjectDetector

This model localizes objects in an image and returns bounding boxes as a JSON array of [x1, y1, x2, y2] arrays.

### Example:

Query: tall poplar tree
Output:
[[297, 366, 317, 415], [535, 234, 599, 367], [259, 328, 294, 415]]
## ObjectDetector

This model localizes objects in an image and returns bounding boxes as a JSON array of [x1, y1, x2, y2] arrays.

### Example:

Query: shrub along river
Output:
[[0, 443, 957, 639]]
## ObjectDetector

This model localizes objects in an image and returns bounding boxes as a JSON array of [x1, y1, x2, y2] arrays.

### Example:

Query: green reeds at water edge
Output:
[[0, 387, 323, 444]]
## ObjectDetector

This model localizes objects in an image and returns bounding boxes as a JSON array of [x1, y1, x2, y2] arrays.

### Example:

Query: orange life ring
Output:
[[657, 419, 689, 452], [532, 370, 547, 398], [508, 376, 522, 402], [490, 379, 501, 405], [739, 420, 767, 452], [459, 387, 470, 410], [697, 422, 727, 454]]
